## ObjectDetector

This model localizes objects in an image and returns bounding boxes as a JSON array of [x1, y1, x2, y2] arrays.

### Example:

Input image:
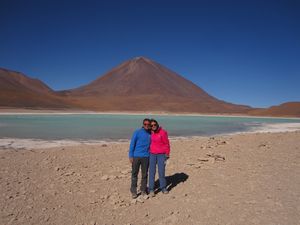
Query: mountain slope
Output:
[[63, 57, 251, 113], [0, 68, 72, 109], [70, 57, 214, 99], [248, 102, 300, 117]]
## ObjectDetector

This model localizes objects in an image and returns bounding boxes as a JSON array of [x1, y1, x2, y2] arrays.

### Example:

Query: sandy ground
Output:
[[1, 131, 300, 225]]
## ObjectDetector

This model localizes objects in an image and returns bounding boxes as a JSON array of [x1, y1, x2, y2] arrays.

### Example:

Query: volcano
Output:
[[61, 56, 251, 113]]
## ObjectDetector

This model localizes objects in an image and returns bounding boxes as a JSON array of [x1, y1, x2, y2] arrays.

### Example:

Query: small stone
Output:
[[121, 169, 131, 175], [218, 140, 227, 145], [6, 195, 13, 199], [197, 158, 209, 162], [131, 199, 137, 204], [258, 143, 267, 148], [64, 171, 75, 176], [101, 144, 108, 147], [109, 175, 117, 180], [136, 197, 144, 203], [208, 158, 215, 164], [142, 194, 149, 200], [101, 175, 109, 180], [55, 167, 60, 171], [100, 195, 109, 200]]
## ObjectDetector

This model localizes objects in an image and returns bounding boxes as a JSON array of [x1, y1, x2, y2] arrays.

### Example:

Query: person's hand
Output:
[[165, 155, 170, 160], [129, 158, 133, 164]]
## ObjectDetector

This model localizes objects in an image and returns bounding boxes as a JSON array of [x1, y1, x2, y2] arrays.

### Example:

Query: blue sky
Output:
[[0, 0, 299, 108]]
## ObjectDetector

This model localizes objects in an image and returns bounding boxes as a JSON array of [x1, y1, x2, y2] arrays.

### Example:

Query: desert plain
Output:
[[0, 130, 300, 225]]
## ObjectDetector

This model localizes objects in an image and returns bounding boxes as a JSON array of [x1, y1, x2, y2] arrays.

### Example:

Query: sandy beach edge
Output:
[[1, 122, 300, 150], [0, 108, 300, 119]]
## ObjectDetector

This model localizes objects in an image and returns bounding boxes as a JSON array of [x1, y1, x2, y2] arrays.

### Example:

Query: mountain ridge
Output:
[[0, 57, 299, 117], [0, 68, 73, 109]]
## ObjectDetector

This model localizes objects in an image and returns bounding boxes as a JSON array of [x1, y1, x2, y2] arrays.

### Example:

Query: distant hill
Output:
[[248, 102, 300, 117], [0, 68, 72, 109]]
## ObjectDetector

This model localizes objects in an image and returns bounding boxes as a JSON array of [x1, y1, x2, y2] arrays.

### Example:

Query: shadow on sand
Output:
[[154, 172, 189, 193]]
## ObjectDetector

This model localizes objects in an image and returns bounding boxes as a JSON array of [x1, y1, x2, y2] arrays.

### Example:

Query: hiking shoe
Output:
[[149, 191, 155, 197], [141, 191, 148, 196], [162, 189, 169, 194], [131, 192, 138, 199]]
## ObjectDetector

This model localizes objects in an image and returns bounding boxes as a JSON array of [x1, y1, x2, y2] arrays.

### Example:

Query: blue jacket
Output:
[[129, 128, 151, 158]]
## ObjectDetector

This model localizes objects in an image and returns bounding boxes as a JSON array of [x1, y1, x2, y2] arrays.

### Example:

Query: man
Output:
[[128, 118, 151, 199]]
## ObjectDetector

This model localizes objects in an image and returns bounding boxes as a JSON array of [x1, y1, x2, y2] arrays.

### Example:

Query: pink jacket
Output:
[[150, 127, 170, 155]]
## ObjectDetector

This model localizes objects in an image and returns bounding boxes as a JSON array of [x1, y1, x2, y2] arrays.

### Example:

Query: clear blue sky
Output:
[[0, 0, 299, 108]]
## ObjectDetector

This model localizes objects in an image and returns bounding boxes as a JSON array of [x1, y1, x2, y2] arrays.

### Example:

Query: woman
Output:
[[148, 119, 170, 197]]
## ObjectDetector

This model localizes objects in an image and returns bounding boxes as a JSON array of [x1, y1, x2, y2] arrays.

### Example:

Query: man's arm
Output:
[[128, 130, 138, 163]]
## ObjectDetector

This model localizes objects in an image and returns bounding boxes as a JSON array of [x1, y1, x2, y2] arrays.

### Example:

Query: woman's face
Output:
[[151, 122, 158, 131]]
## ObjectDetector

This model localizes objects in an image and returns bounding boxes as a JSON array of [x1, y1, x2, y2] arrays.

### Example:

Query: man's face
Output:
[[143, 121, 151, 130]]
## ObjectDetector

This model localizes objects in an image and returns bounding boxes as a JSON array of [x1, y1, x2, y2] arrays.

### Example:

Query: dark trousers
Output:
[[130, 157, 149, 194]]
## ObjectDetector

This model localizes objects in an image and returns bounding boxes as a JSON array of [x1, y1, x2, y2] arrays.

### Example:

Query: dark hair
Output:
[[150, 118, 159, 127], [143, 118, 150, 124]]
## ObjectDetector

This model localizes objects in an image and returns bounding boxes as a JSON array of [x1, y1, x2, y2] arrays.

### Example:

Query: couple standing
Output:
[[128, 118, 170, 199]]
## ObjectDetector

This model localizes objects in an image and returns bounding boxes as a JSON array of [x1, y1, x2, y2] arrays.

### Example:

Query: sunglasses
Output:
[[151, 124, 157, 127], [143, 123, 150, 126]]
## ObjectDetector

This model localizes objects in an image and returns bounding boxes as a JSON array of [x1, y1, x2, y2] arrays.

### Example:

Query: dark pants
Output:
[[149, 153, 166, 191], [130, 157, 149, 194]]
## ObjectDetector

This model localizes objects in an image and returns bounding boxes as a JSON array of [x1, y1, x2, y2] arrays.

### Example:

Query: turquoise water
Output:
[[0, 114, 299, 141]]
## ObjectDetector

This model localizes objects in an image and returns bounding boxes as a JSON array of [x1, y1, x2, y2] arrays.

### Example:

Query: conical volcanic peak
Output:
[[70, 56, 216, 100], [63, 56, 253, 112]]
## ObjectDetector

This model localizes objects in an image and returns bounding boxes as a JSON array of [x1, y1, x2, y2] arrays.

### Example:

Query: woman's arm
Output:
[[162, 130, 170, 156]]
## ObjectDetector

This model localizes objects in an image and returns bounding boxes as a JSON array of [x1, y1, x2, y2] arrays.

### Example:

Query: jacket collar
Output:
[[152, 126, 161, 134]]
